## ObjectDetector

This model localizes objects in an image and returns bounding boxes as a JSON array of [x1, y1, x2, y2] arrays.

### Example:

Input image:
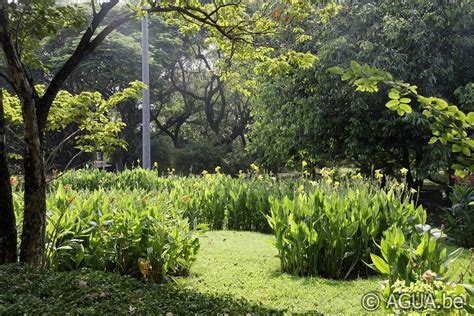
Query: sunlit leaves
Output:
[[2, 81, 143, 155], [5, 0, 87, 68]]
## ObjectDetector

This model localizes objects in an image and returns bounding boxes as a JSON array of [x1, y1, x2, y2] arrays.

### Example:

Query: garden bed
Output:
[[1, 231, 470, 315]]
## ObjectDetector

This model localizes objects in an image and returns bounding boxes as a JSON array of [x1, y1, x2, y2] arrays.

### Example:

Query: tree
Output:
[[0, 89, 16, 264], [2, 82, 143, 171], [329, 62, 474, 178], [249, 0, 473, 184], [0, 0, 318, 264]]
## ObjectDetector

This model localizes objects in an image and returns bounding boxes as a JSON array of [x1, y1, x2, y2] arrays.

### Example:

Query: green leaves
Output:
[[42, 185, 206, 283], [267, 181, 424, 279], [368, 225, 462, 285], [369, 254, 389, 274], [329, 62, 473, 177], [4, 81, 143, 160]]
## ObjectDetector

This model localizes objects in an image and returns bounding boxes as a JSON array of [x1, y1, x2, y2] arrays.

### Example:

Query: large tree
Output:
[[249, 0, 473, 184], [0, 0, 316, 264]]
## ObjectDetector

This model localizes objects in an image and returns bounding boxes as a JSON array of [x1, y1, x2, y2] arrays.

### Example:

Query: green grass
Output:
[[184, 231, 471, 314], [1, 231, 471, 315], [185, 231, 380, 314]]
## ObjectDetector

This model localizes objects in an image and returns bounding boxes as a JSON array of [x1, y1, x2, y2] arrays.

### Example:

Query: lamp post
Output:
[[141, 12, 151, 169]]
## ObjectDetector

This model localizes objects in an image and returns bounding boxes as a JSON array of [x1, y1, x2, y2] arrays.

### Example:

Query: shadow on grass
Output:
[[0, 263, 284, 315], [267, 268, 381, 285]]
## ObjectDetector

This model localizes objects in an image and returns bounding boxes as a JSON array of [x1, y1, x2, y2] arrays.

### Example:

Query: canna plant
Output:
[[34, 185, 207, 283], [267, 181, 425, 279], [368, 225, 463, 285], [369, 225, 471, 314], [445, 183, 474, 248]]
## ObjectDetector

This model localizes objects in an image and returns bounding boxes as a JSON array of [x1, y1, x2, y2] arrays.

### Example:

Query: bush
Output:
[[369, 225, 462, 284], [445, 183, 474, 248], [266, 181, 425, 279], [369, 225, 472, 314], [41, 185, 206, 283], [56, 168, 289, 233]]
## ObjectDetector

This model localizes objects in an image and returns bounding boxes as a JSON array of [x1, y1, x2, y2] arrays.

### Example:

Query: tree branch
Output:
[[0, 7, 38, 104], [37, 0, 131, 132], [0, 71, 13, 88]]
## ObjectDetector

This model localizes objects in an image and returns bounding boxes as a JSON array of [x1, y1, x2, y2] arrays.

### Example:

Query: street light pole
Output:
[[141, 13, 151, 169]]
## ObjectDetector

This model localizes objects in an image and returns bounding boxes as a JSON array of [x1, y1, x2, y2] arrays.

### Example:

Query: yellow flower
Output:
[[374, 169, 383, 180], [181, 195, 190, 204], [302, 160, 308, 168], [153, 161, 158, 168], [238, 170, 246, 178], [250, 163, 260, 174], [400, 167, 408, 176], [201, 170, 208, 175], [138, 258, 152, 279], [303, 170, 310, 177], [320, 167, 334, 178], [215, 166, 221, 173], [410, 188, 417, 194], [258, 175, 263, 181], [351, 173, 363, 180]]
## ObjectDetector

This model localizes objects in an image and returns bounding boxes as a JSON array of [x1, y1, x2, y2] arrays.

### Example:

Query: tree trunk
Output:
[[19, 96, 46, 265], [0, 89, 17, 264]]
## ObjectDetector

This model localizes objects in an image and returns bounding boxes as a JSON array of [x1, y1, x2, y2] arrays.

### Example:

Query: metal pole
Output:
[[141, 13, 151, 169]]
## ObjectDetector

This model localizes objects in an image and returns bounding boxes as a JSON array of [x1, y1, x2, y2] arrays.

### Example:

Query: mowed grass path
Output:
[[185, 231, 380, 314], [185, 231, 471, 315]]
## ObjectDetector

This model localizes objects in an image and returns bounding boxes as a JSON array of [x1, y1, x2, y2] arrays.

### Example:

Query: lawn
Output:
[[1, 230, 470, 315]]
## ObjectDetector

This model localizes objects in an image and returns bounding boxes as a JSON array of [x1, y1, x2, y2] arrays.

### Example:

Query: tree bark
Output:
[[0, 7, 45, 265], [19, 95, 47, 265], [0, 89, 17, 264]]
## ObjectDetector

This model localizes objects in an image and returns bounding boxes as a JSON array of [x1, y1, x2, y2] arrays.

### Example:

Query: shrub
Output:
[[369, 225, 472, 314], [44, 185, 206, 283], [445, 183, 474, 248], [59, 168, 286, 232], [266, 181, 425, 279], [369, 225, 462, 284]]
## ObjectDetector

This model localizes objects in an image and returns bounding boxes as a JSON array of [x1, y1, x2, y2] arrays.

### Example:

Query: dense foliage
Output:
[[250, 0, 473, 185], [369, 225, 473, 314], [267, 179, 425, 279], [13, 168, 453, 282], [14, 184, 205, 283], [53, 168, 290, 232], [0, 0, 472, 313], [445, 183, 474, 248]]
